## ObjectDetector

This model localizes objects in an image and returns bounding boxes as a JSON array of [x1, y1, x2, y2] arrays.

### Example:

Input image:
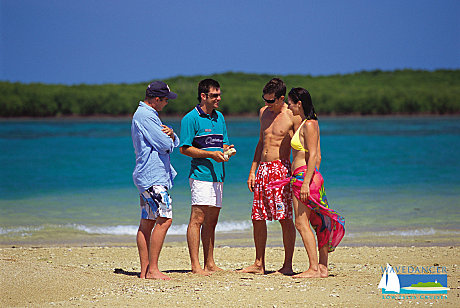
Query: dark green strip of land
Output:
[[1, 69, 459, 117]]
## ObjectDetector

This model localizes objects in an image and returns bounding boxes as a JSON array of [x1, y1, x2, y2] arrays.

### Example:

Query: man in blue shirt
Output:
[[132, 81, 179, 280], [180, 79, 235, 275]]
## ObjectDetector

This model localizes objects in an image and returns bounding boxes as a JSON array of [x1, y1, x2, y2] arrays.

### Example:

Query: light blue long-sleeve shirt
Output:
[[131, 101, 179, 193]]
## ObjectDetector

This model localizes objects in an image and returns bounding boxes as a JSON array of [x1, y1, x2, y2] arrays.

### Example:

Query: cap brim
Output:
[[166, 92, 178, 99]]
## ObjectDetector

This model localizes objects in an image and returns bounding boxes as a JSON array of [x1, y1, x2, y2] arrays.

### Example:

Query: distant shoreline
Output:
[[1, 113, 460, 121], [2, 70, 459, 116]]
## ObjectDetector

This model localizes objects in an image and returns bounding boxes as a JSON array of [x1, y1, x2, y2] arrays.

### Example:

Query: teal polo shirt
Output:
[[179, 105, 229, 182]]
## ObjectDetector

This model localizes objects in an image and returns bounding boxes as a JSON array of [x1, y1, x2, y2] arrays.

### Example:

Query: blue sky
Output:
[[1, 0, 459, 85]]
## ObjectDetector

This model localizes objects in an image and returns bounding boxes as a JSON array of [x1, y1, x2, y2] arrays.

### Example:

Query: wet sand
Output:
[[1, 244, 458, 307]]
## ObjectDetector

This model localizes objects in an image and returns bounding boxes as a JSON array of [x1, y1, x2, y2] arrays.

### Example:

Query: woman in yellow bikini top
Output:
[[289, 89, 320, 164], [282, 87, 344, 278], [287, 87, 320, 197], [291, 120, 309, 152]]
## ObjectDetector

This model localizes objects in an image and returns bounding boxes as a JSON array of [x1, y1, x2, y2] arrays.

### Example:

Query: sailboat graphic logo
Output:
[[378, 264, 449, 295], [378, 263, 400, 293]]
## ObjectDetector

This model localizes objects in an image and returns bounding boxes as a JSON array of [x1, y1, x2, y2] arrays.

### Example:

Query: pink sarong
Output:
[[268, 165, 345, 252]]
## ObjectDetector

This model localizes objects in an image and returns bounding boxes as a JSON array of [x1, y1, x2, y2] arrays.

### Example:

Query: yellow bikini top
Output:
[[291, 120, 308, 152]]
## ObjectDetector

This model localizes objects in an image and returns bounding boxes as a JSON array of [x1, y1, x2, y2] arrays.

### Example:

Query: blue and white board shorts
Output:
[[140, 185, 172, 220]]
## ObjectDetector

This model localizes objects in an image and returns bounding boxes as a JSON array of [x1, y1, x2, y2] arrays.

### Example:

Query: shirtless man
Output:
[[238, 78, 299, 275]]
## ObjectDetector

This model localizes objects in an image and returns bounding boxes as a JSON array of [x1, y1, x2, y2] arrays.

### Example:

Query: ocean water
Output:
[[1, 116, 459, 245]]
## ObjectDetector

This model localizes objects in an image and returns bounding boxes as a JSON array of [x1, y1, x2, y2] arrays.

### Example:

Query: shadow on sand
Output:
[[113, 268, 191, 277]]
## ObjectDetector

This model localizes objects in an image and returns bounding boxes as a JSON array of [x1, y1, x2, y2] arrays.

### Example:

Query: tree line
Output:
[[0, 69, 459, 117]]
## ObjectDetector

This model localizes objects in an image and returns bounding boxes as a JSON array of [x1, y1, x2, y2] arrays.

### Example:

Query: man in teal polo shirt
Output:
[[180, 79, 235, 275]]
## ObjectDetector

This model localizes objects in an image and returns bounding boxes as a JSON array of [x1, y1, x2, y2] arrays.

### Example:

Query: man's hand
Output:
[[161, 125, 175, 140], [224, 145, 236, 159], [247, 172, 255, 192], [212, 151, 228, 163]]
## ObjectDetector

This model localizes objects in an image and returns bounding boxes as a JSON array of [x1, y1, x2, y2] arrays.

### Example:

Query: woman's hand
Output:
[[300, 182, 310, 203]]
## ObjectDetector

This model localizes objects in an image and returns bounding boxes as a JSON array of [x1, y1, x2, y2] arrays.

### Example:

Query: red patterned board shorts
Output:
[[251, 160, 293, 221]]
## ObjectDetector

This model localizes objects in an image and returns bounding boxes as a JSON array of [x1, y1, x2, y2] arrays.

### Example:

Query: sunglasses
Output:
[[205, 93, 221, 99], [262, 94, 277, 104]]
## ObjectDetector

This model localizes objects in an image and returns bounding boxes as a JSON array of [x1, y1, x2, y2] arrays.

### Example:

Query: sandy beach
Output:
[[1, 242, 458, 307]]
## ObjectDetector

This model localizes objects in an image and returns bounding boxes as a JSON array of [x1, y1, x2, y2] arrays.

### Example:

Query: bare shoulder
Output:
[[292, 114, 303, 128], [281, 106, 294, 117], [280, 106, 295, 124], [304, 120, 319, 133], [259, 106, 268, 118], [284, 107, 293, 115]]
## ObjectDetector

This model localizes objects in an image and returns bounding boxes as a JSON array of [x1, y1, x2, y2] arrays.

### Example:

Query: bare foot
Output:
[[139, 265, 149, 279], [272, 266, 294, 276], [205, 265, 224, 273], [236, 264, 265, 275], [145, 270, 171, 280], [292, 268, 322, 278], [191, 268, 211, 276], [319, 264, 328, 278]]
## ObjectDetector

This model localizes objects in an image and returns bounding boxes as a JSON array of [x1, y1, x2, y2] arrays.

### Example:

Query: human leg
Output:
[[277, 218, 296, 275], [201, 206, 223, 272], [145, 217, 172, 280], [237, 162, 269, 274], [263, 159, 294, 274], [292, 196, 321, 278], [237, 220, 267, 274], [239, 161, 287, 274], [318, 244, 329, 278], [137, 218, 155, 278], [186, 205, 209, 275]]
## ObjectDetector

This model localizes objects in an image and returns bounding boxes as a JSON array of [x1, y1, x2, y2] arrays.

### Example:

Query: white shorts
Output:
[[189, 178, 223, 207]]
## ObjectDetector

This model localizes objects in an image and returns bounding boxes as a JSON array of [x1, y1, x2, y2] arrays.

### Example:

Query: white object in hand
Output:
[[224, 148, 236, 160]]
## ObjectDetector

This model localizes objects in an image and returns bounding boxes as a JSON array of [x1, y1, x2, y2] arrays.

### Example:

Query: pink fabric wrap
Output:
[[268, 165, 345, 252]]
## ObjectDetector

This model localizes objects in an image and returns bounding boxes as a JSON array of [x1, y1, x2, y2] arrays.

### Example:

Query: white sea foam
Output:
[[3, 224, 459, 239], [0, 226, 44, 236], [72, 220, 253, 236], [73, 224, 138, 235], [376, 228, 436, 237], [347, 228, 460, 238]]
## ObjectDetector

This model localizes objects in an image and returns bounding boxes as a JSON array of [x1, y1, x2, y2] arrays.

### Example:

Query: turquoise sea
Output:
[[1, 116, 459, 246]]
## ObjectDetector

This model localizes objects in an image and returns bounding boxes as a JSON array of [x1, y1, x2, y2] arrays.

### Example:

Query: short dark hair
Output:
[[263, 78, 286, 99], [288, 87, 317, 120], [197, 79, 220, 103], [144, 95, 164, 101]]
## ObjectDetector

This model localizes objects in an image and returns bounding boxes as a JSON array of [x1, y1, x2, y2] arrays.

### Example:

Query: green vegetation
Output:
[[1, 69, 459, 117], [410, 282, 443, 288]]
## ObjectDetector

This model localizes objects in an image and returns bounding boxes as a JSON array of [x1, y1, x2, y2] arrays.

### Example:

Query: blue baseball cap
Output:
[[146, 81, 178, 99]]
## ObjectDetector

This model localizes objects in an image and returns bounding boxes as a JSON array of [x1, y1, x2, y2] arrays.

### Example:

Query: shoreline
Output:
[[1, 228, 459, 248], [1, 245, 458, 307]]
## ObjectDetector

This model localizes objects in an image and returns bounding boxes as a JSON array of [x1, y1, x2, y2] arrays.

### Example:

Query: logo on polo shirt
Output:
[[205, 136, 222, 144], [192, 134, 223, 149]]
